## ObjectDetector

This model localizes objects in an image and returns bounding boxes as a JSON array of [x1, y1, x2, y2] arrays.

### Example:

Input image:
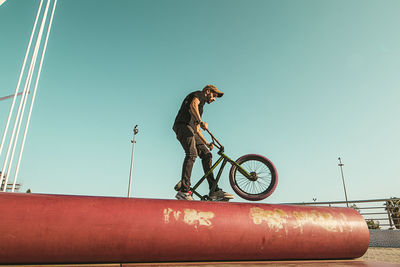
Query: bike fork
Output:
[[190, 156, 227, 200]]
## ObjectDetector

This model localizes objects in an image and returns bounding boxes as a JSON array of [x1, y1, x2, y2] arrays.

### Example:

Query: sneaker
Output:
[[175, 191, 194, 201], [209, 189, 234, 200], [174, 181, 182, 191]]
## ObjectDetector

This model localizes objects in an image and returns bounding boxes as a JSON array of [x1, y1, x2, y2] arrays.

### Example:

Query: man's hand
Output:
[[207, 142, 214, 151], [200, 121, 208, 130]]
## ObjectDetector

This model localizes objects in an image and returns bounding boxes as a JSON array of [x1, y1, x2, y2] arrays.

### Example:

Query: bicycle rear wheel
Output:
[[229, 154, 278, 201]]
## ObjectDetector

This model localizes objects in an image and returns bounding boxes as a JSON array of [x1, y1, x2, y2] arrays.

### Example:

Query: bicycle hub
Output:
[[249, 172, 258, 181]]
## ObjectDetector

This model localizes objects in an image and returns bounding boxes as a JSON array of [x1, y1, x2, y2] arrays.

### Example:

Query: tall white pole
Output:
[[127, 125, 139, 197], [338, 157, 349, 207]]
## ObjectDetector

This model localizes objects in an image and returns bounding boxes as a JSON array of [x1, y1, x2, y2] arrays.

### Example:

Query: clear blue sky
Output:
[[0, 0, 399, 204]]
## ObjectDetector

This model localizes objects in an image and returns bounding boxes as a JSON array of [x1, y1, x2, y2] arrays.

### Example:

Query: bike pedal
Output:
[[201, 195, 211, 201]]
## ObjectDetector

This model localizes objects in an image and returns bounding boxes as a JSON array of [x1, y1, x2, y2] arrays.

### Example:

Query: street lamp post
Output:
[[127, 125, 139, 198], [338, 157, 349, 207]]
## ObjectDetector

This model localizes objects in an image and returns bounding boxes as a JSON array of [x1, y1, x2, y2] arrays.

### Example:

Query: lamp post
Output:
[[127, 125, 138, 198], [338, 157, 349, 207]]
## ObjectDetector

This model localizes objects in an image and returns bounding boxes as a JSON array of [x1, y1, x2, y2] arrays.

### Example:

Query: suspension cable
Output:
[[1, 0, 51, 191], [12, 0, 58, 191], [0, 0, 44, 163]]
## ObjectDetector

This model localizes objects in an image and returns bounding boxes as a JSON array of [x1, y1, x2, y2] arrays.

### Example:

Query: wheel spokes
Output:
[[235, 159, 273, 195]]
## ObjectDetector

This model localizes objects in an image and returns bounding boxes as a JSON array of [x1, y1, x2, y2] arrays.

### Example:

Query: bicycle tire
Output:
[[229, 154, 278, 201]]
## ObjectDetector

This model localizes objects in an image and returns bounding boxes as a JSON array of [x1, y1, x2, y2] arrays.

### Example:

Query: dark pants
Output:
[[173, 123, 217, 193]]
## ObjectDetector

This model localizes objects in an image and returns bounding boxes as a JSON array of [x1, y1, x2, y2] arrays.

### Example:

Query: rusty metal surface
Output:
[[0, 193, 369, 264], [122, 261, 399, 266], [1, 261, 399, 267]]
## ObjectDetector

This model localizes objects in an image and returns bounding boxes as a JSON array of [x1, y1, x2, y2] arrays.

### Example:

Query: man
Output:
[[173, 85, 234, 201]]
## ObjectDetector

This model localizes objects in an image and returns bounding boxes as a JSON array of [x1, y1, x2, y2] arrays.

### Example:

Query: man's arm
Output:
[[189, 97, 202, 125], [189, 98, 213, 150], [190, 98, 208, 129]]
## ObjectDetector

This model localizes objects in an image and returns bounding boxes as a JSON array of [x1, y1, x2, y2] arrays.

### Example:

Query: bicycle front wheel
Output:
[[229, 154, 278, 201]]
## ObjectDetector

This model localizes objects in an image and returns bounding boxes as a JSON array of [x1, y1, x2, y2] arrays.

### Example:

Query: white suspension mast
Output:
[[12, 0, 58, 191], [0, 0, 44, 162], [0, 0, 57, 191], [3, 15, 48, 189], [1, 0, 51, 191]]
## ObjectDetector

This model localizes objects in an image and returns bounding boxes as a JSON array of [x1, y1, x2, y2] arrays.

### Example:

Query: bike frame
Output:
[[190, 129, 252, 200]]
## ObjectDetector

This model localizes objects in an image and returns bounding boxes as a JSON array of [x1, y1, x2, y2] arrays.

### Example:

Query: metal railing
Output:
[[282, 198, 400, 230], [0, 172, 22, 192], [0, 181, 22, 192]]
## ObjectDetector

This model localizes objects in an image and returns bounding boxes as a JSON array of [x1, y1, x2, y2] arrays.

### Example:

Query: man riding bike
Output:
[[172, 85, 234, 201]]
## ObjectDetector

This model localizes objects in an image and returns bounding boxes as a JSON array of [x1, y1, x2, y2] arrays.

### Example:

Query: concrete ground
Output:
[[360, 247, 400, 265]]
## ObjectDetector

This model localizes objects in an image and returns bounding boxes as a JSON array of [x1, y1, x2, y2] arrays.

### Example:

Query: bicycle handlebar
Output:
[[205, 128, 223, 150]]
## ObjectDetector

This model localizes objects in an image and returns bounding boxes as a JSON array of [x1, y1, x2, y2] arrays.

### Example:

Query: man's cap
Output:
[[203, 84, 224, 97]]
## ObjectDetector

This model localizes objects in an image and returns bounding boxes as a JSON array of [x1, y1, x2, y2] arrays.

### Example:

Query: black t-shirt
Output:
[[173, 91, 205, 127]]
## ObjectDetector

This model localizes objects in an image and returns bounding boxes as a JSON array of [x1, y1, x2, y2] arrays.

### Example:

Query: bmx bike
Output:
[[176, 129, 278, 201]]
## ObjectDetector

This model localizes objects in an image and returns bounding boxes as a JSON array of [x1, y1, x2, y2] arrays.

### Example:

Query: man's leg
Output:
[[196, 141, 234, 200], [175, 124, 198, 193], [196, 143, 218, 191]]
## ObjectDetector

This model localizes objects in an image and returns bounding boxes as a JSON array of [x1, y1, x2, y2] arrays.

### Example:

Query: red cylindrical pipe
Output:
[[0, 193, 369, 264]]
